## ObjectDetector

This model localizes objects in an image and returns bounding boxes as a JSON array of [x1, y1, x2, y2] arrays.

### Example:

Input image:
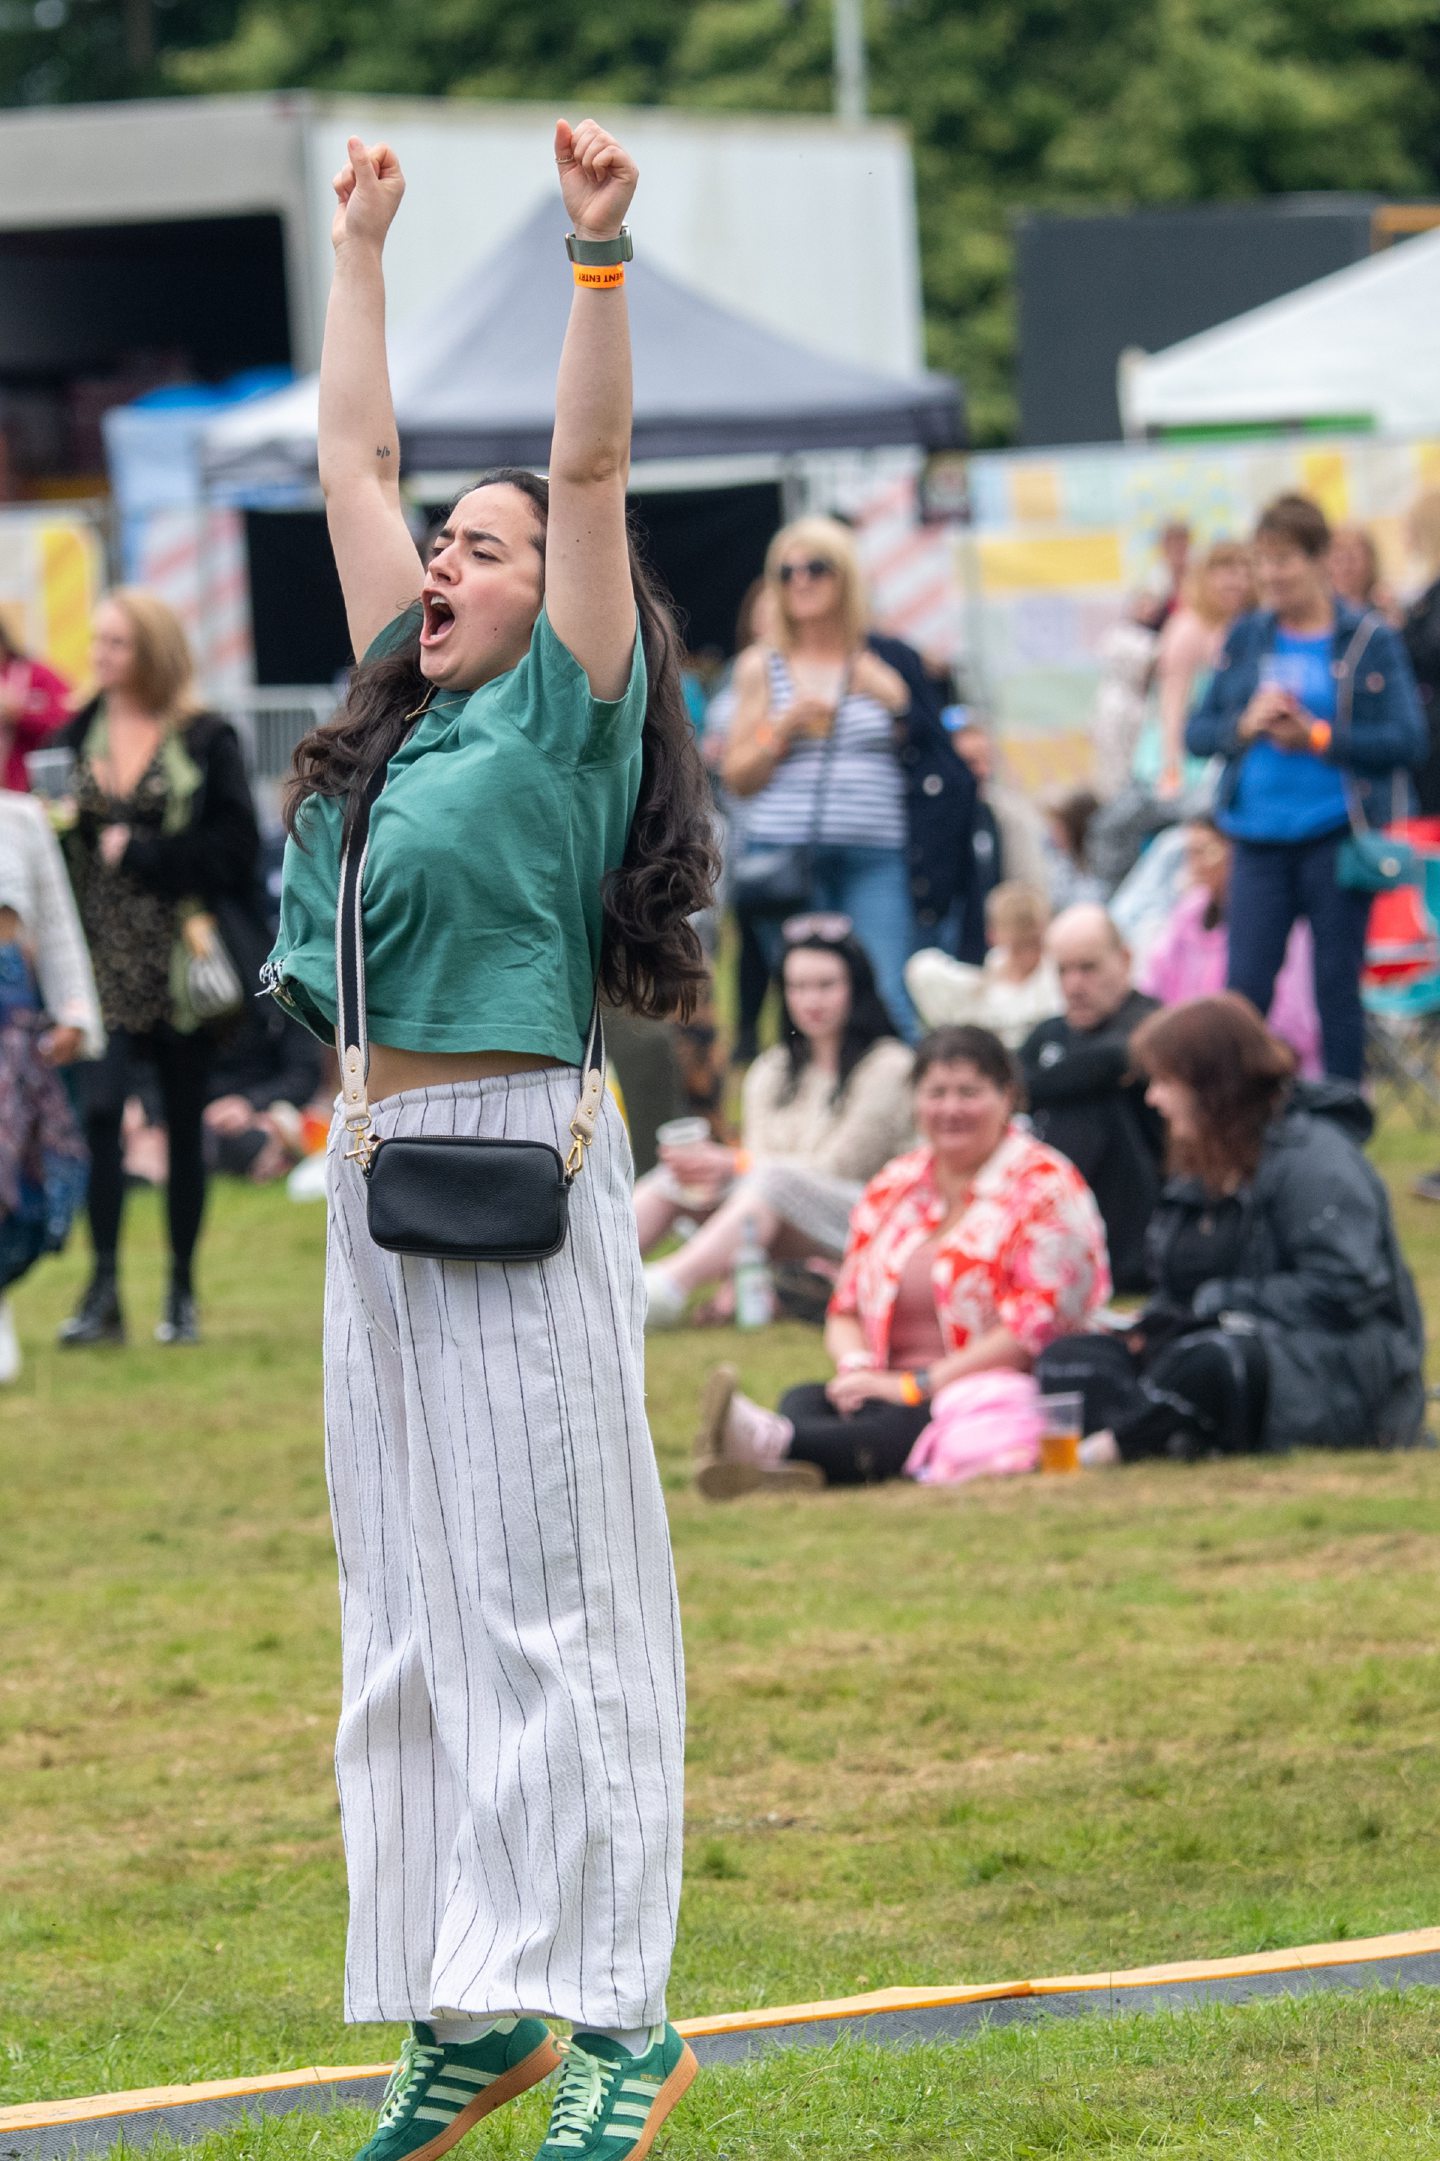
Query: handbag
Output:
[[335, 768, 606, 1263], [170, 903, 245, 1032], [729, 661, 849, 914], [1332, 611, 1418, 895]]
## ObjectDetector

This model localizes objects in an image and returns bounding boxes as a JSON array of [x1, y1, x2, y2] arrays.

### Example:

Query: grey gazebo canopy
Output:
[[200, 202, 963, 487]]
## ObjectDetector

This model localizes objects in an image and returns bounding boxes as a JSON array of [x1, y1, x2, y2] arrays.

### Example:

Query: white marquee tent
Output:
[[1120, 226, 1440, 438]]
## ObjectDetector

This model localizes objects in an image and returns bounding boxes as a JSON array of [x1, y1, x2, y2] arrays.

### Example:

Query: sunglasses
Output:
[[782, 912, 854, 945], [777, 558, 837, 584]]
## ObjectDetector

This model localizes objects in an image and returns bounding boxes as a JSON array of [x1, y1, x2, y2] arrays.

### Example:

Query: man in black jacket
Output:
[[1019, 905, 1163, 1293]]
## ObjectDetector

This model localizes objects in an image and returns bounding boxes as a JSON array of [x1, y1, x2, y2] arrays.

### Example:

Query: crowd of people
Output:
[[10, 119, 1437, 2161], [2, 480, 1438, 1481]]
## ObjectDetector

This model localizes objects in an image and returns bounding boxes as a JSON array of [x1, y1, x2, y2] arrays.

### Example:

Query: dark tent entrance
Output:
[[246, 480, 782, 686]]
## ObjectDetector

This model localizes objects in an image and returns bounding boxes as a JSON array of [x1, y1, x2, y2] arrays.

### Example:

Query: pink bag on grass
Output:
[[903, 1369, 1042, 1485]]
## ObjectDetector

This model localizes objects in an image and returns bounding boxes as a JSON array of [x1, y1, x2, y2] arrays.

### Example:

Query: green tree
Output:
[[6, 0, 1439, 440]]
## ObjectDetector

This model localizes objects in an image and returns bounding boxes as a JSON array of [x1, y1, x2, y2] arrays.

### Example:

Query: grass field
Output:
[[4, 1117, 1440, 2156]]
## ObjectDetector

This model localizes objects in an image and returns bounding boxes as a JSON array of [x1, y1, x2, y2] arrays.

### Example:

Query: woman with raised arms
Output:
[[265, 123, 716, 2161]]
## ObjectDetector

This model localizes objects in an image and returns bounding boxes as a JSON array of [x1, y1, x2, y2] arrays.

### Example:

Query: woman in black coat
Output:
[[57, 588, 260, 1346], [1039, 994, 1425, 1461]]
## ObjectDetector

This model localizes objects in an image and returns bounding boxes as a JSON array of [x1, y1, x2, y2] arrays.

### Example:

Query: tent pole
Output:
[[834, 0, 868, 122]]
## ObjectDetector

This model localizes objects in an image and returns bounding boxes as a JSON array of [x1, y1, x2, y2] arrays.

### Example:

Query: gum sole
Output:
[[623, 2044, 699, 2161], [693, 1363, 739, 1463], [695, 1457, 825, 1499], [398, 2037, 563, 2161]]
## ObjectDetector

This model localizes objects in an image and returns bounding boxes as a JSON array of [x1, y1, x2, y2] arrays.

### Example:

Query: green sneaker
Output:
[[533, 2025, 697, 2159], [355, 2018, 562, 2161]]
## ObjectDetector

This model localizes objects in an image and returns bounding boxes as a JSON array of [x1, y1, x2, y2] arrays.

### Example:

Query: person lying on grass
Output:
[[694, 1023, 1109, 1495]]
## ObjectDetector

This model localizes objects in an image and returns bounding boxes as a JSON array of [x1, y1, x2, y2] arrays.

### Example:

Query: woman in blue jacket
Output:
[[1187, 493, 1426, 1081]]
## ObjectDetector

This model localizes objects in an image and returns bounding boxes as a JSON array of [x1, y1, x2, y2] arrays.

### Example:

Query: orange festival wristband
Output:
[[573, 262, 626, 290], [1309, 720, 1333, 755]]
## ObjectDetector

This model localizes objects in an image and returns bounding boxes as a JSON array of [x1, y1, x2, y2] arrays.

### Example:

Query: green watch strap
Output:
[[565, 227, 634, 267]]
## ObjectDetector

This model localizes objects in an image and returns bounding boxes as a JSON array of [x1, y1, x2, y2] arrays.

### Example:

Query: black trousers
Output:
[[78, 1024, 213, 1290], [1037, 1326, 1269, 1462], [779, 1381, 930, 1486]]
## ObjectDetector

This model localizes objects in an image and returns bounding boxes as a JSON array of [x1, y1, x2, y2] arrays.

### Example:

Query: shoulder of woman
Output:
[[732, 644, 771, 689], [741, 1045, 788, 1097], [850, 1037, 915, 1085]]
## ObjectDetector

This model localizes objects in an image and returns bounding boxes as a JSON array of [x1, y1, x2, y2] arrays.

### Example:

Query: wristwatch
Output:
[[565, 227, 634, 266]]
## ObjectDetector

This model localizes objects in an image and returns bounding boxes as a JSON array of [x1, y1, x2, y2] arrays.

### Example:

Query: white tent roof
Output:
[[1122, 226, 1440, 436]]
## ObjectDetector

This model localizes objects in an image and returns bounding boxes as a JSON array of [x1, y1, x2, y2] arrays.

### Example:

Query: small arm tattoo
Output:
[[376, 444, 393, 459]]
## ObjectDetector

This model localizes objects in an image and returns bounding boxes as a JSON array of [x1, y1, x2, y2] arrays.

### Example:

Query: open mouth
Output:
[[420, 590, 456, 646]]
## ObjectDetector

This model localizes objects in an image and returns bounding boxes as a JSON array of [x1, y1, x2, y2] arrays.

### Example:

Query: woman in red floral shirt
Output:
[[696, 1024, 1110, 1494]]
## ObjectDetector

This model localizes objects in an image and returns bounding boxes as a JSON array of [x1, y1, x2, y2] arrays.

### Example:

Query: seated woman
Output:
[[638, 918, 914, 1327], [693, 1024, 1109, 1495], [1137, 816, 1321, 1078], [904, 880, 1061, 1049], [1039, 994, 1426, 1464]]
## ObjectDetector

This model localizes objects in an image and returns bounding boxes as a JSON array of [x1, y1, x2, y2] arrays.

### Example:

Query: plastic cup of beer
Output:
[[1038, 1391, 1084, 1474], [24, 745, 76, 800], [655, 1116, 715, 1208]]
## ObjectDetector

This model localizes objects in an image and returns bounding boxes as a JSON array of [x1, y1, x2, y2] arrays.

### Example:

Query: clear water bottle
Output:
[[733, 1213, 775, 1330]]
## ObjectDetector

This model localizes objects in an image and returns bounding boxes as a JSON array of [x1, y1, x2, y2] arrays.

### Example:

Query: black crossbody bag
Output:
[[335, 767, 606, 1262]]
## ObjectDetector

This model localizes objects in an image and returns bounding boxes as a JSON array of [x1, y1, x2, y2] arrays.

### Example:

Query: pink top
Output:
[[1, 656, 71, 792], [1138, 884, 1323, 1079], [887, 1237, 947, 1368]]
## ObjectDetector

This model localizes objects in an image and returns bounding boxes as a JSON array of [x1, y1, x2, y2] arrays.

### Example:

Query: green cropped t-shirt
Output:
[[265, 604, 646, 1062]]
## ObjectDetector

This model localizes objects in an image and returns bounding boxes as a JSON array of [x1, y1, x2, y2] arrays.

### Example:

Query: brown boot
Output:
[[693, 1366, 824, 1499]]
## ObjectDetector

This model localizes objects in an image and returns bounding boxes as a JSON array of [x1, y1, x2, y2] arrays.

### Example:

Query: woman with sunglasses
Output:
[[722, 516, 921, 1036], [638, 917, 914, 1328]]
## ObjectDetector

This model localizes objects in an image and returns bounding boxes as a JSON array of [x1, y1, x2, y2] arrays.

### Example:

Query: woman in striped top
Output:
[[722, 516, 920, 1036]]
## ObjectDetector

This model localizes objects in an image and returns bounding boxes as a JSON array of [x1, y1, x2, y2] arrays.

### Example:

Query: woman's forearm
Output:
[[928, 1326, 1028, 1390], [318, 242, 400, 498], [825, 1314, 869, 1367], [551, 280, 632, 488]]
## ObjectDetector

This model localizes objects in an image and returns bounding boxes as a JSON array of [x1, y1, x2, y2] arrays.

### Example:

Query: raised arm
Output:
[[320, 138, 424, 660], [544, 119, 639, 701]]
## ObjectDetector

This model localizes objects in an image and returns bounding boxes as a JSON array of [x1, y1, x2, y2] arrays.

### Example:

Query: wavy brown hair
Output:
[[284, 469, 719, 1019], [1131, 994, 1295, 1189]]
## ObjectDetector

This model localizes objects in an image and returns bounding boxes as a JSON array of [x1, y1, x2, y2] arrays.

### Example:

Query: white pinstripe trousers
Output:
[[323, 1070, 685, 2028]]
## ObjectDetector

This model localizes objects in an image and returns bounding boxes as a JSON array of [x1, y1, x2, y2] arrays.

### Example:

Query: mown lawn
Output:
[[3, 1115, 1440, 2156]]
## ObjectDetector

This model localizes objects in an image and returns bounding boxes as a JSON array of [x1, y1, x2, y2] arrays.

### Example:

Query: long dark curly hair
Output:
[[284, 469, 719, 1019]]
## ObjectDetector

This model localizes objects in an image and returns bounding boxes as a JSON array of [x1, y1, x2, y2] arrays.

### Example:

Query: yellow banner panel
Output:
[[1299, 449, 1350, 524], [39, 521, 100, 685], [977, 531, 1123, 595], [1009, 464, 1061, 524]]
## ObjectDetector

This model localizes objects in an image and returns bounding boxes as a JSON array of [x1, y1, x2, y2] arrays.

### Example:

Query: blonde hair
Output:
[[1408, 489, 1440, 577], [1184, 540, 1254, 628], [763, 515, 869, 652], [986, 879, 1050, 945], [100, 587, 201, 724]]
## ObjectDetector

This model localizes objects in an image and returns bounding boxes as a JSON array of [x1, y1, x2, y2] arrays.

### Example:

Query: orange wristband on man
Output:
[[1309, 721, 1332, 755]]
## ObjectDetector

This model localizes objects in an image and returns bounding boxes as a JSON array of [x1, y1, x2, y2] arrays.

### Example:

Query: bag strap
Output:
[[336, 756, 606, 1179], [1334, 610, 1400, 837]]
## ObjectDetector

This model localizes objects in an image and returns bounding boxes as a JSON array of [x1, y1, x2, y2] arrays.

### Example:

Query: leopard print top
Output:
[[74, 747, 177, 1034]]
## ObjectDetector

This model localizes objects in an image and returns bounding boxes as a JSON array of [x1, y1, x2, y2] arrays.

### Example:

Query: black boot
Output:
[[155, 1286, 200, 1346], [57, 1272, 125, 1347]]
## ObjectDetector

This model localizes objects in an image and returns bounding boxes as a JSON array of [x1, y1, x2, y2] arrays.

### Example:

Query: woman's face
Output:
[[775, 549, 841, 632], [914, 1059, 1013, 1169], [91, 599, 139, 695], [782, 948, 852, 1042], [420, 482, 547, 691], [1205, 558, 1251, 621], [1145, 1071, 1200, 1142], [1328, 530, 1375, 604], [1254, 538, 1328, 623]]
